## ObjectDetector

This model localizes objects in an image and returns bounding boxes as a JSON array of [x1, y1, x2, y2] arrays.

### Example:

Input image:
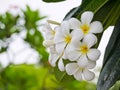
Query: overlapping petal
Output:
[[83, 69, 95, 81], [69, 18, 81, 29], [87, 49, 101, 61], [61, 21, 70, 35], [77, 55, 89, 68], [83, 33, 97, 48], [66, 63, 79, 75], [49, 53, 59, 67], [58, 58, 65, 71], [55, 42, 66, 54], [67, 51, 81, 61], [74, 69, 83, 81]]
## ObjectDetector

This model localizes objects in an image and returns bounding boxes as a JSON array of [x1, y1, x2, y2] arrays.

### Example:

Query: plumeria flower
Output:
[[69, 11, 103, 36], [42, 22, 56, 40], [66, 62, 95, 81], [51, 21, 83, 71], [54, 20, 83, 55], [67, 33, 100, 67]]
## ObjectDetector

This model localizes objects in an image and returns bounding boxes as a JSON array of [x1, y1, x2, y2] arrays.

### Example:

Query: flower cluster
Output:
[[43, 11, 103, 81]]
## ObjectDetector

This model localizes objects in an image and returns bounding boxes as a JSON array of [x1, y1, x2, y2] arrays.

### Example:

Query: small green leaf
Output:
[[97, 18, 120, 90], [42, 0, 65, 3], [109, 81, 120, 90]]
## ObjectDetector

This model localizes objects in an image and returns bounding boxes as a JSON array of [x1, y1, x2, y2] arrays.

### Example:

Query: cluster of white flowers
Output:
[[43, 11, 103, 81]]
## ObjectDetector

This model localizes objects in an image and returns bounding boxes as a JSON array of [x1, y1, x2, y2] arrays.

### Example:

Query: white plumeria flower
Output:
[[48, 20, 83, 71], [69, 11, 103, 36], [66, 63, 95, 81], [54, 20, 83, 55], [43, 22, 56, 40], [67, 33, 100, 67]]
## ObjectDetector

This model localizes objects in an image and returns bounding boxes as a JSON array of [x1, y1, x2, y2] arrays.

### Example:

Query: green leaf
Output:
[[42, 0, 65, 3], [97, 18, 120, 90], [54, 66, 74, 82], [64, 0, 120, 29], [109, 81, 120, 90]]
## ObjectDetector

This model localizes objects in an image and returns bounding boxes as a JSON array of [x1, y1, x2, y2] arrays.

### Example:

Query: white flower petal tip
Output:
[[66, 63, 78, 75], [81, 11, 94, 24], [68, 18, 81, 29], [74, 69, 82, 81], [87, 49, 101, 61], [90, 21, 103, 33], [49, 53, 59, 67], [58, 59, 65, 71], [43, 40, 54, 47], [83, 69, 95, 81]]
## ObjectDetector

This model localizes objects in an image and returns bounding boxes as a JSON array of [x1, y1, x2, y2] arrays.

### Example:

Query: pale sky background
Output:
[[0, 0, 113, 82]]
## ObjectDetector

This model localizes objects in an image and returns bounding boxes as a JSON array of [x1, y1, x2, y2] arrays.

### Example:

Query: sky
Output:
[[0, 0, 114, 80]]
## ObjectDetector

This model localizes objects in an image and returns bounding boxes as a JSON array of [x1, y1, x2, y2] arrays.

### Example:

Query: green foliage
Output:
[[24, 6, 46, 29], [23, 6, 48, 63], [97, 18, 120, 90], [0, 64, 96, 90], [42, 0, 65, 3], [0, 12, 19, 39], [109, 81, 120, 90]]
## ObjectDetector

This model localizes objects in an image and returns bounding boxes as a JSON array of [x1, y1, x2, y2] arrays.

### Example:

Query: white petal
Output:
[[90, 21, 103, 33], [66, 63, 79, 75], [87, 49, 101, 61], [58, 58, 65, 71], [69, 18, 81, 29], [43, 40, 54, 47], [49, 53, 59, 67], [71, 40, 82, 50], [44, 31, 54, 40], [83, 69, 95, 81], [71, 30, 84, 43], [43, 22, 52, 32], [81, 11, 94, 24], [83, 34, 97, 48], [54, 31, 64, 43], [87, 60, 96, 69], [55, 42, 66, 54], [61, 21, 70, 35], [74, 69, 83, 81], [67, 51, 81, 61], [77, 55, 88, 68], [49, 45, 57, 54]]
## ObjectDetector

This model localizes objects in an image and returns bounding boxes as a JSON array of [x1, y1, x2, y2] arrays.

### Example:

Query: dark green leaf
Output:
[[42, 0, 65, 3], [97, 18, 120, 90]]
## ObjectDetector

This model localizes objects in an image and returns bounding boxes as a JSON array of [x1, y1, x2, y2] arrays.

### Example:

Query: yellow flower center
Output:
[[64, 35, 71, 43], [80, 24, 90, 34], [51, 30, 55, 36], [80, 45, 89, 55]]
